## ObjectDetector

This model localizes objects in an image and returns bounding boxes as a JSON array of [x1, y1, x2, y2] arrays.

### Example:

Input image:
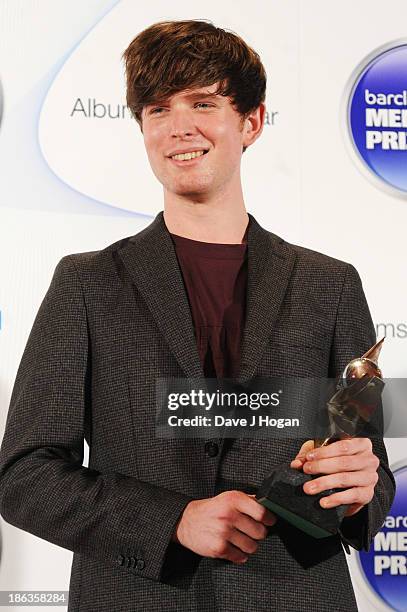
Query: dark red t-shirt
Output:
[[170, 226, 248, 379]]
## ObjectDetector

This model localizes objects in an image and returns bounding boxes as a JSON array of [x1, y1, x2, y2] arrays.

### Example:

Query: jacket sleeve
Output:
[[0, 255, 194, 582], [328, 263, 396, 552]]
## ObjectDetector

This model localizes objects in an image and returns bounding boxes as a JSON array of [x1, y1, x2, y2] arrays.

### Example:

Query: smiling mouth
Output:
[[169, 150, 209, 162]]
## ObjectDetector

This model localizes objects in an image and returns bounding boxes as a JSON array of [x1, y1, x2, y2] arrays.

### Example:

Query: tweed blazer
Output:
[[0, 211, 395, 612]]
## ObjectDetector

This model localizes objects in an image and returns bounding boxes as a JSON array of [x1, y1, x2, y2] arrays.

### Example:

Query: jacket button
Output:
[[136, 559, 145, 570], [117, 555, 125, 566], [204, 441, 219, 457]]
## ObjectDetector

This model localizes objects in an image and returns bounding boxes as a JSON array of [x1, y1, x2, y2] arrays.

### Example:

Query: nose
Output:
[[170, 107, 197, 138]]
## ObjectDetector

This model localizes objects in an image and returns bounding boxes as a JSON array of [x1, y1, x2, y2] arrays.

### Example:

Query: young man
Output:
[[0, 19, 395, 612]]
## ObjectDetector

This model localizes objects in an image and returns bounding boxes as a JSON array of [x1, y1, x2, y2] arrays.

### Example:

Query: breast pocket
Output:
[[256, 326, 329, 378], [269, 327, 329, 351]]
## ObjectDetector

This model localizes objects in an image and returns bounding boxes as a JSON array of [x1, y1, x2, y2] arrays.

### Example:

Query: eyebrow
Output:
[[148, 91, 220, 107], [182, 91, 219, 100]]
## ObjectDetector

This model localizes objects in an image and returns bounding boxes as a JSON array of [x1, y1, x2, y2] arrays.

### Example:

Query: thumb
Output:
[[290, 440, 315, 469]]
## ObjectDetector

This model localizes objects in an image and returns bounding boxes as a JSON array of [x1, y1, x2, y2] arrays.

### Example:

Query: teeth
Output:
[[172, 150, 206, 161]]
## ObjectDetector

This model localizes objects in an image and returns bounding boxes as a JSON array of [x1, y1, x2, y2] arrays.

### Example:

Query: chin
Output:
[[169, 181, 212, 197]]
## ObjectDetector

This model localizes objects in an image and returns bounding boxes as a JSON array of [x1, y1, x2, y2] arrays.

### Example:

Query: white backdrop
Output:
[[0, 1, 406, 610]]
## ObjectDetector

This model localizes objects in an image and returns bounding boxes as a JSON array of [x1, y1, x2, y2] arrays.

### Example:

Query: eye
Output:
[[150, 107, 165, 114], [196, 102, 213, 108]]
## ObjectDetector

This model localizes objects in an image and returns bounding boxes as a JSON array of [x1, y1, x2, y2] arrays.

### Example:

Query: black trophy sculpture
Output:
[[256, 338, 385, 539]]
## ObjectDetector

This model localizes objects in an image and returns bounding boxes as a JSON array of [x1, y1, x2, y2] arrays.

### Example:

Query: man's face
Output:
[[140, 82, 259, 200]]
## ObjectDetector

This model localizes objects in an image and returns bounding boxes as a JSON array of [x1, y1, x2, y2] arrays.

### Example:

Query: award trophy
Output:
[[256, 338, 385, 538]]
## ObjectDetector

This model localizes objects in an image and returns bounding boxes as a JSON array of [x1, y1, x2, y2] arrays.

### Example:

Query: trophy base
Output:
[[256, 464, 347, 539]]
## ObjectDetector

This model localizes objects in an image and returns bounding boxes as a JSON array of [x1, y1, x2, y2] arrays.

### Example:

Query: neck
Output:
[[163, 191, 249, 244]]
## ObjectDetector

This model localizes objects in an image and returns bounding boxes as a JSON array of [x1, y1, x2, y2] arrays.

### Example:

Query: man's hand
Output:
[[172, 490, 277, 563], [290, 438, 380, 517]]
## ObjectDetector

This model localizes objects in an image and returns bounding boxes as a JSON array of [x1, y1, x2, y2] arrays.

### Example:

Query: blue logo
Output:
[[347, 41, 407, 197], [358, 462, 407, 610]]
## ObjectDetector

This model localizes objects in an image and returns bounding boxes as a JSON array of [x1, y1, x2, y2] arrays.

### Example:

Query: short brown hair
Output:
[[122, 19, 266, 146]]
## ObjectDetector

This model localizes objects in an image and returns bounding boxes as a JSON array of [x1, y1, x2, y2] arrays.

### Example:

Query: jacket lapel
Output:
[[236, 214, 297, 384], [118, 211, 205, 380], [118, 210, 296, 384]]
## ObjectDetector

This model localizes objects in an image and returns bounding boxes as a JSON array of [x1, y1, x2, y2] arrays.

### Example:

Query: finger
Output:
[[304, 438, 372, 461], [303, 470, 378, 495], [303, 452, 377, 476], [247, 493, 277, 525], [217, 541, 249, 564], [238, 494, 277, 526], [228, 527, 259, 556], [319, 486, 373, 509], [344, 503, 365, 517], [234, 512, 269, 541]]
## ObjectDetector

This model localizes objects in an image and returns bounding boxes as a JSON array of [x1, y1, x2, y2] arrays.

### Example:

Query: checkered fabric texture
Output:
[[0, 211, 395, 611]]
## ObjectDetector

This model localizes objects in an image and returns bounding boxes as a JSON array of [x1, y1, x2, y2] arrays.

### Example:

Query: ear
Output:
[[242, 103, 266, 149]]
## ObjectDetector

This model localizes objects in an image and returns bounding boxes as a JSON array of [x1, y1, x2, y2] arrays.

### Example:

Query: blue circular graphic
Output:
[[359, 464, 407, 611], [348, 43, 407, 194]]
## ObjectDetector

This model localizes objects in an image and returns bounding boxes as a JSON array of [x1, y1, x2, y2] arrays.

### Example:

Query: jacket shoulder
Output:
[[56, 235, 135, 273], [272, 232, 354, 273]]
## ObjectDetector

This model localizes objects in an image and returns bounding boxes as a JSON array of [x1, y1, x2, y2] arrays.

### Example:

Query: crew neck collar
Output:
[[169, 218, 249, 247]]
